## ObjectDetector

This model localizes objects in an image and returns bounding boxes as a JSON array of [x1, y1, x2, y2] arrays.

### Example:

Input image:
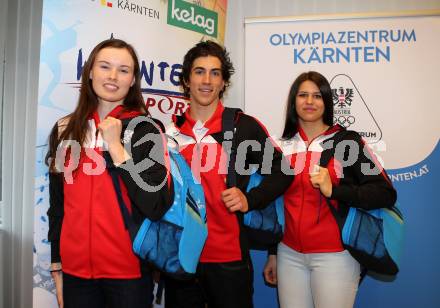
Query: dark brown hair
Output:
[[46, 38, 146, 170], [180, 40, 234, 99], [282, 71, 334, 140]]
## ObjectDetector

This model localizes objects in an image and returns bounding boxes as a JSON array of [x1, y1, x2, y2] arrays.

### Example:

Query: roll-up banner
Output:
[[245, 11, 440, 308], [33, 1, 227, 307]]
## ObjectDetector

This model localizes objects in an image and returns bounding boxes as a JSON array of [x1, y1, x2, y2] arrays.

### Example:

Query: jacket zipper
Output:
[[89, 130, 100, 277], [299, 137, 321, 251], [316, 194, 322, 224], [89, 167, 94, 277], [298, 146, 314, 252], [306, 136, 324, 225]]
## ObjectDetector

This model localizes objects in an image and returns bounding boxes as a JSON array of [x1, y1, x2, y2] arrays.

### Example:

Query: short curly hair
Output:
[[180, 40, 235, 99]]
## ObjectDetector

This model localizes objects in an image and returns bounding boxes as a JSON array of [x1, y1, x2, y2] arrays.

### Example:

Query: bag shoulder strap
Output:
[[104, 115, 145, 242], [319, 129, 350, 229], [222, 107, 243, 188], [319, 129, 369, 281], [319, 129, 350, 168], [104, 153, 137, 241]]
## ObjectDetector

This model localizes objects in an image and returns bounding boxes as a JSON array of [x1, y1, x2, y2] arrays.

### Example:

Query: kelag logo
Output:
[[167, 0, 218, 37]]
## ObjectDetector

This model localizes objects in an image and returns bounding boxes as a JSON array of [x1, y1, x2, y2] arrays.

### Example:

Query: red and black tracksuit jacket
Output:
[[47, 105, 172, 279], [279, 125, 397, 254], [166, 102, 293, 262]]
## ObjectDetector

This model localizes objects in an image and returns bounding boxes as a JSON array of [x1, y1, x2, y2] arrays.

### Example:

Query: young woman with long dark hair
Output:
[[263, 71, 396, 308], [46, 39, 172, 308]]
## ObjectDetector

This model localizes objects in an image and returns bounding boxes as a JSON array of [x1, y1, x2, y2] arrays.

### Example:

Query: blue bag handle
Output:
[[167, 139, 206, 220]]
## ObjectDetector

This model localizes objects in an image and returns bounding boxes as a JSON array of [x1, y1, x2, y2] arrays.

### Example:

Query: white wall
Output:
[[223, 0, 440, 108]]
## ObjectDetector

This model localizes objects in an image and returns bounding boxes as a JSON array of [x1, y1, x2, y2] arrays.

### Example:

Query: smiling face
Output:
[[295, 80, 326, 127], [89, 47, 135, 106], [186, 55, 225, 108]]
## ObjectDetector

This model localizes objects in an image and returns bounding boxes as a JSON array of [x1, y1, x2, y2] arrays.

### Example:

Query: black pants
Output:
[[164, 260, 254, 308], [63, 272, 153, 308]]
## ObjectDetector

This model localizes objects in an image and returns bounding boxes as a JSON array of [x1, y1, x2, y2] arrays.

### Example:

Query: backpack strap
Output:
[[318, 129, 349, 168], [104, 152, 137, 241], [318, 129, 349, 228], [319, 129, 369, 283], [103, 116, 147, 242], [222, 107, 243, 188], [175, 114, 186, 128]]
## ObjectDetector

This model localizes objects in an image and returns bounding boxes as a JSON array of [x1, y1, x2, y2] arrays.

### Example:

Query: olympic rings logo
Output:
[[334, 115, 355, 128]]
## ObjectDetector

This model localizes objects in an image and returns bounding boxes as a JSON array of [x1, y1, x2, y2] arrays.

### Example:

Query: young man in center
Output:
[[164, 40, 293, 308]]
